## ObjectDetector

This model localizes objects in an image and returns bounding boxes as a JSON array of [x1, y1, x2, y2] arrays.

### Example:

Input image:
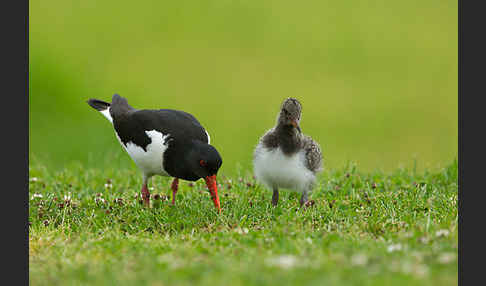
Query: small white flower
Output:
[[435, 229, 450, 237], [265, 237, 275, 243], [437, 252, 456, 264], [234, 227, 249, 234], [30, 193, 43, 200], [29, 177, 39, 182], [419, 236, 429, 244], [266, 255, 298, 269], [387, 244, 403, 253], [351, 253, 368, 266], [104, 183, 113, 189]]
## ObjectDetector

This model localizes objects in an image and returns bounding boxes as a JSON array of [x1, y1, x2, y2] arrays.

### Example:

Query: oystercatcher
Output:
[[87, 94, 223, 212], [253, 98, 323, 207]]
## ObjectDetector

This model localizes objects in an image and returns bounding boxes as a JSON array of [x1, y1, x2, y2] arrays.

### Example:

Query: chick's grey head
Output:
[[277, 98, 302, 130]]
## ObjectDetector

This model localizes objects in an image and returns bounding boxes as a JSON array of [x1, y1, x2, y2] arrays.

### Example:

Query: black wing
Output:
[[113, 109, 209, 151]]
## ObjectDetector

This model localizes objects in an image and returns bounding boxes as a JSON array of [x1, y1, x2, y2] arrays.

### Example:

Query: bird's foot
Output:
[[171, 178, 179, 206], [299, 201, 306, 209], [142, 196, 150, 207], [272, 189, 279, 206], [141, 184, 150, 207], [299, 192, 310, 209]]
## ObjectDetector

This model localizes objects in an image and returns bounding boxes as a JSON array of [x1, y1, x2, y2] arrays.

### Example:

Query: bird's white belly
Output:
[[116, 130, 171, 178], [253, 146, 315, 193]]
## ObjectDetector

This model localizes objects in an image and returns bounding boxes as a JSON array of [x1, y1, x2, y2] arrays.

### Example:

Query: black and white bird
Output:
[[87, 94, 223, 212], [253, 98, 323, 207]]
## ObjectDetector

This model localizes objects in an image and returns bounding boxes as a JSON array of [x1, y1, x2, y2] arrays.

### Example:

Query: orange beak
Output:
[[204, 175, 221, 213]]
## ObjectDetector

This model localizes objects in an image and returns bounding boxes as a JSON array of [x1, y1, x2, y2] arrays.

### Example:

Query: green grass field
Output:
[[29, 159, 458, 286]]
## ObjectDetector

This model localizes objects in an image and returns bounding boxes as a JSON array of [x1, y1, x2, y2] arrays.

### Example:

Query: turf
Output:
[[29, 160, 458, 286]]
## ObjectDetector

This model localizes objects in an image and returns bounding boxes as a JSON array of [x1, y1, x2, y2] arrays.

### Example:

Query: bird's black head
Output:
[[278, 98, 302, 131], [188, 140, 222, 178]]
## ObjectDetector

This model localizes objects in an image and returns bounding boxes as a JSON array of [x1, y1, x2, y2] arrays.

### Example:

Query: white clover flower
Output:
[[234, 227, 249, 234], [265, 255, 298, 269], [30, 193, 43, 200], [387, 244, 403, 253], [437, 252, 456, 264], [435, 229, 450, 237], [351, 253, 368, 266]]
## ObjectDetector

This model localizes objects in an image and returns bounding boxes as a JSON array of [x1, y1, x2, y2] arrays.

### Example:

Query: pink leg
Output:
[[171, 178, 179, 205], [141, 183, 150, 207]]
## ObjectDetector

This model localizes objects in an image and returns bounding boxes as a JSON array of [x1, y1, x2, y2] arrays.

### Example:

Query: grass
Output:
[[29, 159, 458, 286]]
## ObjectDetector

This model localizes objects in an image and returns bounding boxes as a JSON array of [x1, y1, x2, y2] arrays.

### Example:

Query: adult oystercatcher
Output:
[[253, 98, 323, 207], [87, 94, 223, 212]]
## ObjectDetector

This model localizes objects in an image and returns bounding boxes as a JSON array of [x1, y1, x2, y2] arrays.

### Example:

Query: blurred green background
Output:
[[29, 0, 457, 176]]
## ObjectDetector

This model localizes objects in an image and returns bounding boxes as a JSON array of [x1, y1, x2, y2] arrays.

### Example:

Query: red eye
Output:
[[200, 160, 207, 167]]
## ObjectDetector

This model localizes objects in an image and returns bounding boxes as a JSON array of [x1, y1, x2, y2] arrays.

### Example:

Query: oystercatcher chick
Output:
[[253, 98, 323, 207], [87, 94, 223, 212]]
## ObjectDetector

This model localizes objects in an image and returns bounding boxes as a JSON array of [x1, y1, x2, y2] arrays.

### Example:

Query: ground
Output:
[[29, 160, 458, 286]]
